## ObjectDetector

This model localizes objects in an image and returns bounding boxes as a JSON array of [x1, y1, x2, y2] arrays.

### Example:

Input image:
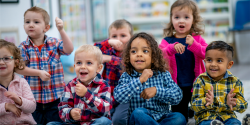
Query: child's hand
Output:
[[4, 91, 22, 105], [75, 81, 88, 97], [5, 103, 22, 117], [108, 39, 123, 51], [70, 108, 81, 121], [205, 86, 214, 106], [139, 69, 153, 83], [174, 43, 185, 54], [102, 55, 112, 63], [227, 89, 237, 111], [55, 17, 64, 31], [140, 87, 157, 99], [186, 35, 194, 46], [39, 70, 51, 81]]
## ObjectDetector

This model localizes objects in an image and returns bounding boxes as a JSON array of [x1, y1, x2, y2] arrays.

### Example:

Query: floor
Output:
[[188, 64, 250, 125]]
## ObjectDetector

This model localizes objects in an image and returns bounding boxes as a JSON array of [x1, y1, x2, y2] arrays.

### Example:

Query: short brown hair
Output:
[[109, 19, 133, 36], [164, 0, 204, 37], [24, 6, 50, 25], [122, 32, 168, 75], [0, 39, 25, 71]]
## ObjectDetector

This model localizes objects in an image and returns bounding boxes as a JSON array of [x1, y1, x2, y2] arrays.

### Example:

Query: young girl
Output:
[[0, 39, 36, 125], [159, 0, 208, 122], [114, 32, 186, 125]]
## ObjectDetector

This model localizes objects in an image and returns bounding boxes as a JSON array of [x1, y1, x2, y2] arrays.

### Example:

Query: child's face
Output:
[[109, 27, 131, 51], [24, 11, 50, 40], [171, 6, 193, 38], [0, 47, 15, 78], [205, 49, 233, 81], [130, 38, 152, 73], [74, 51, 103, 85]]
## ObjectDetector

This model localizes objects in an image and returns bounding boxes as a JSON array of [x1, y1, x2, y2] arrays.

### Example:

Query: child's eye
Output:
[[131, 50, 136, 53], [175, 16, 179, 19], [206, 59, 212, 62], [217, 60, 222, 63], [3, 57, 12, 62], [111, 35, 117, 38], [143, 50, 149, 53], [76, 62, 82, 65], [25, 21, 30, 23], [87, 62, 92, 65], [185, 16, 189, 19], [35, 21, 39, 24], [121, 35, 126, 37]]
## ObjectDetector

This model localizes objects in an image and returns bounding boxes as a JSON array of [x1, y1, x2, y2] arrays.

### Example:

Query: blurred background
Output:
[[0, 0, 249, 124]]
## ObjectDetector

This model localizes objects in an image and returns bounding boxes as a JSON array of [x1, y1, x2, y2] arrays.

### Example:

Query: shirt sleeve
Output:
[[81, 82, 112, 116], [154, 71, 183, 105], [0, 102, 8, 116], [18, 43, 29, 61], [191, 77, 215, 113], [114, 72, 143, 104], [159, 39, 178, 56], [57, 38, 70, 56]]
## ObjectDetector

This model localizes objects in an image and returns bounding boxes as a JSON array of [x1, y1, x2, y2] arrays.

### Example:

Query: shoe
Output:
[[210, 119, 224, 125], [242, 114, 250, 125]]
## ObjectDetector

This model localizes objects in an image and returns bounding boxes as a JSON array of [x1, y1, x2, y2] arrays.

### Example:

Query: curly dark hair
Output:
[[122, 32, 169, 75], [206, 41, 234, 61], [0, 39, 25, 71], [164, 0, 204, 37]]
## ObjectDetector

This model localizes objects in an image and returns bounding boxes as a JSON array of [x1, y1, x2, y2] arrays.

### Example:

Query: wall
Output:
[[0, 0, 60, 44]]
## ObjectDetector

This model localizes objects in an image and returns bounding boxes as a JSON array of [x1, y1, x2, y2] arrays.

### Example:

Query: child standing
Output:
[[191, 41, 248, 125], [94, 19, 133, 125], [47, 45, 112, 125], [18, 6, 73, 124], [114, 32, 186, 125], [0, 39, 36, 125], [159, 0, 208, 122]]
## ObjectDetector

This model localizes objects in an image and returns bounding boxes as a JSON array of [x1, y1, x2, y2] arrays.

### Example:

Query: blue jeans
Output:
[[129, 108, 186, 125], [46, 116, 111, 125], [199, 118, 241, 125], [111, 103, 129, 125], [33, 99, 63, 125]]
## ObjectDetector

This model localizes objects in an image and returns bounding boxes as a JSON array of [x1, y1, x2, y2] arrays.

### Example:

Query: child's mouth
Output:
[[80, 72, 88, 76], [179, 25, 185, 28]]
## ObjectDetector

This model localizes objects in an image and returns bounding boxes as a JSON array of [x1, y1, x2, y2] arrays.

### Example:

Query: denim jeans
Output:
[[32, 99, 63, 125], [46, 116, 111, 125], [129, 108, 186, 125], [199, 118, 241, 125], [111, 103, 129, 125]]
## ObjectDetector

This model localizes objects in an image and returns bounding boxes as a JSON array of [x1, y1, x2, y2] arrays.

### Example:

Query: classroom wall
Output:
[[0, 0, 60, 44]]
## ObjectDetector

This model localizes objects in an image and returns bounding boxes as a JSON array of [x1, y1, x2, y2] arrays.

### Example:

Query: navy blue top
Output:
[[164, 37, 195, 87]]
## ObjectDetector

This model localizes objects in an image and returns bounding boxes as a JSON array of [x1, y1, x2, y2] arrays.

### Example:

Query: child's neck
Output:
[[30, 35, 45, 46], [0, 73, 14, 88], [174, 32, 190, 38]]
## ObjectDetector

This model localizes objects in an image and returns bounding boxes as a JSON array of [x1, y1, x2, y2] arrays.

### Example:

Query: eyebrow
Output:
[[131, 47, 150, 49]]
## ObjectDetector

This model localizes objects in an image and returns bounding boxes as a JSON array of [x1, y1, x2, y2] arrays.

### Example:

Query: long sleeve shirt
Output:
[[191, 71, 248, 125], [114, 70, 183, 121], [58, 73, 112, 125], [0, 74, 36, 125]]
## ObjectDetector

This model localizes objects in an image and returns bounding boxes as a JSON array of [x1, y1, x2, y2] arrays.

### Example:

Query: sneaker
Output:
[[242, 114, 250, 125], [210, 119, 224, 125]]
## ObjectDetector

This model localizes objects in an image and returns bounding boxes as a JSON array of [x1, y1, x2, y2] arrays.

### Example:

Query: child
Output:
[[18, 6, 74, 124], [0, 39, 36, 125], [159, 0, 208, 122], [191, 41, 248, 125], [94, 19, 133, 125], [114, 32, 186, 125], [47, 45, 112, 125]]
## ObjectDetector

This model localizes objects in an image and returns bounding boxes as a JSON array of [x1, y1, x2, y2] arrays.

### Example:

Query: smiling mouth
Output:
[[80, 72, 88, 75], [210, 69, 218, 71], [136, 60, 144, 62]]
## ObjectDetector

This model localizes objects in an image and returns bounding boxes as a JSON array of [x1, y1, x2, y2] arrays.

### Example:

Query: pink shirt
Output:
[[159, 35, 207, 84], [0, 74, 36, 125]]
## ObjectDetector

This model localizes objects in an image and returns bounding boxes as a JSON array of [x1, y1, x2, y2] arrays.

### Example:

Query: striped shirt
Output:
[[19, 35, 69, 103], [191, 71, 248, 124], [114, 70, 183, 121], [58, 73, 111, 125]]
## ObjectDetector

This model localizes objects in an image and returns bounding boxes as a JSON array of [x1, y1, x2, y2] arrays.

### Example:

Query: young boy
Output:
[[47, 45, 112, 125], [94, 19, 133, 125], [18, 6, 74, 124], [191, 41, 248, 125]]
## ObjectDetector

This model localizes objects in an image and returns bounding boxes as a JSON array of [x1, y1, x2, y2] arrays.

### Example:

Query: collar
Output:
[[24, 35, 49, 46], [130, 70, 158, 77], [201, 70, 234, 80]]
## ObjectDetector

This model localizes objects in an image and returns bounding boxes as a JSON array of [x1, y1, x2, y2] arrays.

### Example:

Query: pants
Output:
[[172, 86, 193, 122], [199, 118, 241, 125], [32, 99, 63, 125], [129, 108, 186, 125], [111, 103, 129, 125]]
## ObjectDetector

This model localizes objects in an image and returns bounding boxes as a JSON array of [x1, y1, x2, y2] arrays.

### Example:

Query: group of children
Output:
[[0, 0, 249, 125]]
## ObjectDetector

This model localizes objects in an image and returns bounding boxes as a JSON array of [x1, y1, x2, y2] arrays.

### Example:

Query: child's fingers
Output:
[[210, 86, 214, 92], [229, 89, 234, 94], [230, 105, 233, 111]]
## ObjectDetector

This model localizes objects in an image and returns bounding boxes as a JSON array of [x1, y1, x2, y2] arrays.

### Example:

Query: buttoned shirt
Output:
[[58, 73, 111, 125], [114, 70, 183, 121], [191, 70, 248, 125], [19, 35, 69, 103]]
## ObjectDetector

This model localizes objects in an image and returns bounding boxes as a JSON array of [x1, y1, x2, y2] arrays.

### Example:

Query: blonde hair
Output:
[[164, 0, 204, 37], [109, 19, 133, 36], [24, 6, 50, 25], [74, 45, 103, 64], [0, 39, 25, 71]]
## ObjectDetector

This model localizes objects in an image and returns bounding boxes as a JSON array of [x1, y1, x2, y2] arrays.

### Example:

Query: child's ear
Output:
[[96, 64, 103, 73], [227, 60, 234, 69], [43, 24, 50, 33]]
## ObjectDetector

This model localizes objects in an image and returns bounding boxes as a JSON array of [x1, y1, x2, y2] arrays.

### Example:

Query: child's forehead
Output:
[[206, 49, 228, 58], [172, 6, 192, 13]]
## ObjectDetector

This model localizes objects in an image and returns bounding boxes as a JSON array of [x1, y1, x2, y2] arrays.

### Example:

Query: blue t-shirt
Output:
[[164, 37, 195, 87]]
